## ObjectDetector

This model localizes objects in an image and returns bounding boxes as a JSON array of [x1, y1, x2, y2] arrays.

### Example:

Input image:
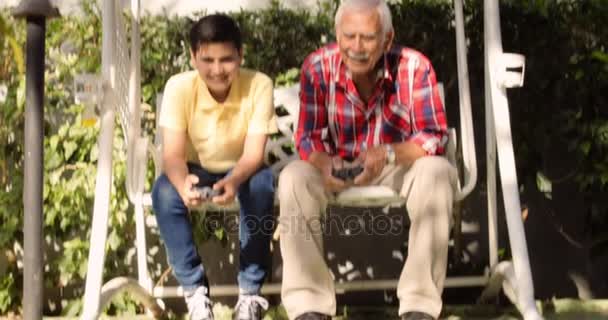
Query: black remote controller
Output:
[[332, 166, 364, 181], [193, 186, 222, 200]]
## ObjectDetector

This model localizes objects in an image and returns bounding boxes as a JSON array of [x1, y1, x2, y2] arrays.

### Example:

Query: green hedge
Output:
[[0, 0, 606, 316]]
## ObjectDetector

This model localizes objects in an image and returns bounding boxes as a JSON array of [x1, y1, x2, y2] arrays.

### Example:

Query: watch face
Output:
[[386, 144, 396, 164]]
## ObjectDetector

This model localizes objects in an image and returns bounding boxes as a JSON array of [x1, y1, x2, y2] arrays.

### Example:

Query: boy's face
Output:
[[191, 42, 242, 102]]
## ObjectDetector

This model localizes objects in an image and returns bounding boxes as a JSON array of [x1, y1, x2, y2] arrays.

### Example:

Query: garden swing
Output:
[[76, 0, 542, 319]]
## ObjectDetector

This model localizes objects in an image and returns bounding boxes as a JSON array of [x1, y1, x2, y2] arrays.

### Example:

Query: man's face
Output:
[[191, 42, 242, 101], [336, 9, 393, 78]]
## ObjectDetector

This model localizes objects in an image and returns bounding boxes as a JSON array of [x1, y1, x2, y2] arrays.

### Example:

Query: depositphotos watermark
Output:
[[198, 210, 406, 239]]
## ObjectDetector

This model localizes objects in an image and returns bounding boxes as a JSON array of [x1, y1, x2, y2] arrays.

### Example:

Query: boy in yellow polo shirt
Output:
[[151, 14, 277, 320]]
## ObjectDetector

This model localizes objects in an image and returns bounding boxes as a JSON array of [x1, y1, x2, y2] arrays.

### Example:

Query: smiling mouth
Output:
[[209, 77, 229, 83], [349, 58, 368, 64], [347, 51, 370, 62]]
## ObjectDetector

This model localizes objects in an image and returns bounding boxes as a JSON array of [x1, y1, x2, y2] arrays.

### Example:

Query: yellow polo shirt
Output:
[[159, 69, 278, 173]]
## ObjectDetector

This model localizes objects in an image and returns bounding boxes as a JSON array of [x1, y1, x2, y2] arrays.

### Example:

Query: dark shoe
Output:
[[295, 312, 332, 320], [233, 294, 269, 320], [401, 311, 435, 320]]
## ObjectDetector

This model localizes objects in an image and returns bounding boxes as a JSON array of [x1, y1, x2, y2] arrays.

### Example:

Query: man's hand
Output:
[[181, 174, 204, 207], [354, 145, 387, 185], [325, 156, 352, 192], [211, 177, 238, 205], [309, 152, 348, 193]]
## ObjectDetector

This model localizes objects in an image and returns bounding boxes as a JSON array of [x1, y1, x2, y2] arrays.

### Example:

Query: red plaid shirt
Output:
[[295, 43, 448, 161]]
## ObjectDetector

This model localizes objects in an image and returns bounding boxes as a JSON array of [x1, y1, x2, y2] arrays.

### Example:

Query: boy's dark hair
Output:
[[189, 14, 242, 52]]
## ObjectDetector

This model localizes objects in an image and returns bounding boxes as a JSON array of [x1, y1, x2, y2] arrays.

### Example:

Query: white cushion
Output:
[[333, 186, 405, 207]]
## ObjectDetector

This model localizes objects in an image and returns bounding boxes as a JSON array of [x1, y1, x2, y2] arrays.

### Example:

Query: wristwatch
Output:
[[385, 144, 396, 165]]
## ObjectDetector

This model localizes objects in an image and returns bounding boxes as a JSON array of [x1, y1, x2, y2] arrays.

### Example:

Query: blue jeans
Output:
[[151, 163, 275, 293]]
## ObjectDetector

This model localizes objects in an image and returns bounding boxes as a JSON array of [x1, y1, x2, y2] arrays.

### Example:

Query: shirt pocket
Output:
[[382, 102, 412, 138], [188, 110, 215, 158], [216, 111, 248, 156]]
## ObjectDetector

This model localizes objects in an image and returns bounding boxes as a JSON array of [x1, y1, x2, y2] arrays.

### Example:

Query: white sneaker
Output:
[[185, 286, 214, 320], [233, 294, 269, 320]]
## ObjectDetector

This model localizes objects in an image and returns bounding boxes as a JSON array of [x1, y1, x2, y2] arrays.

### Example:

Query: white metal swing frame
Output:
[[78, 1, 542, 319]]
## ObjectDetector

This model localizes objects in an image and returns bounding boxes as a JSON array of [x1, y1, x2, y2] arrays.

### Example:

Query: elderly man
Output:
[[277, 1, 457, 320]]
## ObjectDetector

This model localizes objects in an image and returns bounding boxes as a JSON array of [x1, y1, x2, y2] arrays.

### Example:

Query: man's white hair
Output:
[[334, 0, 393, 36]]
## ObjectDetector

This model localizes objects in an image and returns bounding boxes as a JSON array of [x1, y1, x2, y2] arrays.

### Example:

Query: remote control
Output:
[[193, 186, 222, 200], [331, 166, 364, 181]]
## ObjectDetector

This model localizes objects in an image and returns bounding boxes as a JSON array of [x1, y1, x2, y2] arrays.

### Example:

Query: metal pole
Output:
[[453, 0, 478, 201], [81, 0, 117, 317], [484, 0, 542, 319], [12, 1, 58, 319], [23, 16, 45, 320]]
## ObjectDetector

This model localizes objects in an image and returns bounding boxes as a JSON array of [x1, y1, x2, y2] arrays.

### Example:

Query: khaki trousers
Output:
[[278, 156, 457, 320]]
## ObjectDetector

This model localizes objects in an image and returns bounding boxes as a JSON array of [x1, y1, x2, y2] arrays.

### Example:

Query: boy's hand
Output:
[[211, 177, 236, 205], [181, 174, 203, 207]]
